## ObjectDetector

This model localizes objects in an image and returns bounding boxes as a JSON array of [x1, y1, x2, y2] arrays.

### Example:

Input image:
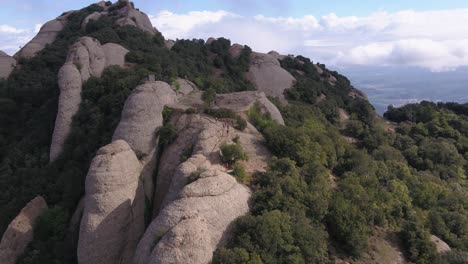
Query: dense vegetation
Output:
[[0, 1, 466, 264], [214, 62, 467, 263]]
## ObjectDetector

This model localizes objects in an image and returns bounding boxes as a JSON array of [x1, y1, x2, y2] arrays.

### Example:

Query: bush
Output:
[[158, 124, 177, 146], [232, 161, 248, 184], [220, 143, 248, 165]]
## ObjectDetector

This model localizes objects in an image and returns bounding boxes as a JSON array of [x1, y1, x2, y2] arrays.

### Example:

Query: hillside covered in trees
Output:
[[0, 1, 466, 264]]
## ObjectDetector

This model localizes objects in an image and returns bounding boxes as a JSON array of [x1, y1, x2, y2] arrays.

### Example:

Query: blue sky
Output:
[[2, 0, 468, 71]]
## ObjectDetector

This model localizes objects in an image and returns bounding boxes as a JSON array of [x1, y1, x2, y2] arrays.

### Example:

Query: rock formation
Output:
[[50, 37, 128, 162], [112, 81, 177, 199], [214, 91, 285, 125], [15, 13, 71, 59], [115, 3, 157, 35], [0, 196, 48, 264], [165, 40, 176, 50], [78, 140, 143, 264], [228, 44, 244, 59], [0, 51, 16, 79], [246, 52, 296, 102], [430, 235, 451, 254], [137, 113, 261, 264]]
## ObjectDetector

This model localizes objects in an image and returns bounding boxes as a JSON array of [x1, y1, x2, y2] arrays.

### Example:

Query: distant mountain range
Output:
[[338, 65, 468, 114]]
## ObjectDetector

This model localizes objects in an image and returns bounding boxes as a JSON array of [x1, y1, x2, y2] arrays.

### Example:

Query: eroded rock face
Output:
[[78, 140, 143, 264], [267, 50, 286, 60], [214, 91, 285, 125], [246, 52, 296, 102], [138, 112, 271, 264], [0, 51, 16, 79], [0, 196, 48, 264], [50, 37, 128, 162], [15, 13, 70, 59]]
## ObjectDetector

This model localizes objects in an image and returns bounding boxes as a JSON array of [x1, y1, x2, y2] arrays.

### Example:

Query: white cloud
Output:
[[0, 24, 36, 55], [150, 8, 468, 71]]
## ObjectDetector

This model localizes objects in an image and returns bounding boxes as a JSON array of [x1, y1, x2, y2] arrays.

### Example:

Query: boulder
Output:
[[15, 13, 70, 59], [113, 81, 177, 157], [0, 51, 16, 79], [81, 11, 106, 30], [78, 140, 143, 264], [49, 63, 83, 162], [214, 91, 285, 125], [0, 196, 48, 264], [246, 52, 296, 102], [50, 38, 128, 162], [206, 37, 216, 45], [430, 235, 451, 254], [102, 43, 129, 67], [134, 169, 250, 264], [172, 78, 196, 97], [141, 112, 271, 263], [112, 81, 176, 201], [268, 50, 286, 60], [165, 40, 176, 50], [116, 5, 157, 35], [228, 44, 244, 59]]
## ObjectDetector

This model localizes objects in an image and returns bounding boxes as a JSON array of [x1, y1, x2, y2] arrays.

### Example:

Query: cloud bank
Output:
[[2, 8, 467, 71], [150, 8, 468, 71]]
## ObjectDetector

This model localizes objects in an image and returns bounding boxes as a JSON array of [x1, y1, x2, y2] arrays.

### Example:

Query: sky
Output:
[[2, 0, 468, 71]]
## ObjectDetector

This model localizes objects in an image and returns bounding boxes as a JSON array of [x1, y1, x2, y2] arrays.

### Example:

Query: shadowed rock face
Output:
[[0, 196, 48, 264], [246, 52, 296, 102], [0, 51, 16, 79], [78, 140, 143, 264], [15, 13, 71, 59], [50, 37, 128, 162]]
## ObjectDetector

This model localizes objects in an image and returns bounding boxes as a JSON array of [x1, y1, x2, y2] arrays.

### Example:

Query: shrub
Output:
[[232, 161, 248, 184], [180, 145, 193, 162], [158, 124, 177, 146], [220, 143, 248, 165]]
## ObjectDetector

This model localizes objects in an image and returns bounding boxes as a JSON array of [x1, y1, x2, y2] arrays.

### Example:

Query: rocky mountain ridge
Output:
[[0, 1, 464, 264]]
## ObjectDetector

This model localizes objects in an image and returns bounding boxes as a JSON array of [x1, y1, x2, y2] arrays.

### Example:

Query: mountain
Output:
[[0, 1, 466, 264]]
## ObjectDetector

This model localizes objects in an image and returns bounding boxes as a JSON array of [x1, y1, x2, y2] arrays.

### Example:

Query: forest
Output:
[[0, 1, 466, 264]]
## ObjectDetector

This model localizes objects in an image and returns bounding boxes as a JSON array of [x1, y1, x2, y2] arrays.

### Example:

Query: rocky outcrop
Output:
[[172, 78, 196, 97], [50, 37, 128, 162], [246, 52, 296, 102], [430, 235, 451, 254], [228, 44, 244, 59], [112, 81, 177, 200], [214, 91, 285, 125], [136, 113, 256, 264], [0, 51, 16, 79], [15, 13, 71, 59], [165, 40, 176, 50], [78, 140, 143, 264], [115, 4, 157, 35], [268, 50, 286, 60], [81, 11, 106, 30], [206, 37, 216, 45], [113, 81, 176, 157], [0, 196, 48, 264]]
